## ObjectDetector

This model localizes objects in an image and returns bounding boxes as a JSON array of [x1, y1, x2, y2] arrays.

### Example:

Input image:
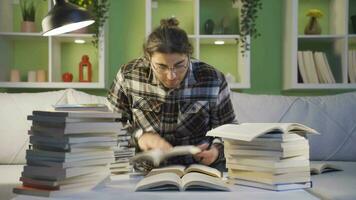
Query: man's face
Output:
[[150, 52, 189, 89]]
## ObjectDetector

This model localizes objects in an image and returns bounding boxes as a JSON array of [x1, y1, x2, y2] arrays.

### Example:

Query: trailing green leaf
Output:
[[239, 0, 262, 56], [69, 0, 110, 48]]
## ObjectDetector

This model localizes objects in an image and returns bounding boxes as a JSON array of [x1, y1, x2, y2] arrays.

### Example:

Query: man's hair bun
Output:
[[160, 18, 179, 28]]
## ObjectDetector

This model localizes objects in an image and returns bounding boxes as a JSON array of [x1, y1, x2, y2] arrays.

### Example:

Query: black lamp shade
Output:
[[42, 0, 95, 36]]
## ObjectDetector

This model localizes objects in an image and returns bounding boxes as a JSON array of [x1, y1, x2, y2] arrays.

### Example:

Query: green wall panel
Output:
[[200, 44, 239, 80], [152, 0, 194, 34], [13, 39, 48, 81]]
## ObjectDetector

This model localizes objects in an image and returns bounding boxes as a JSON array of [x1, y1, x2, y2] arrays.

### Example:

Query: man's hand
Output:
[[193, 143, 219, 165], [138, 132, 172, 152]]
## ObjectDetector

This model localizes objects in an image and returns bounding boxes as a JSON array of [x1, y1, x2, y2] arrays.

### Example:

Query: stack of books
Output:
[[207, 123, 319, 191], [110, 128, 135, 174], [13, 110, 122, 197]]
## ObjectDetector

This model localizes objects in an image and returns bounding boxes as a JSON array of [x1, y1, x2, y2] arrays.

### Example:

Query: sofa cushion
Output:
[[0, 90, 68, 164], [230, 92, 356, 161]]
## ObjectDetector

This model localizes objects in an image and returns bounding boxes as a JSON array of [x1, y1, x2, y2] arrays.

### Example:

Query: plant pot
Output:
[[351, 15, 356, 34], [21, 21, 36, 32]]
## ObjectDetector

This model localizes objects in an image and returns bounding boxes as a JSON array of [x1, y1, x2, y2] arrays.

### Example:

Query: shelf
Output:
[[0, 0, 106, 89], [0, 82, 105, 89], [286, 83, 356, 90], [283, 0, 354, 90], [298, 35, 345, 39], [146, 0, 250, 89]]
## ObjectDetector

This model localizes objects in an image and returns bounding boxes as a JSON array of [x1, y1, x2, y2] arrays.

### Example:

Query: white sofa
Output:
[[0, 89, 355, 200]]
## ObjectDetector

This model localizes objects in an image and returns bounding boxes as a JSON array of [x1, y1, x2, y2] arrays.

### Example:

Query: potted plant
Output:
[[234, 0, 262, 55], [20, 0, 36, 32], [69, 0, 110, 47]]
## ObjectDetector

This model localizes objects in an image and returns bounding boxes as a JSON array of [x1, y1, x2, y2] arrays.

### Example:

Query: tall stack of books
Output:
[[207, 123, 319, 191], [13, 110, 122, 197], [110, 125, 135, 174]]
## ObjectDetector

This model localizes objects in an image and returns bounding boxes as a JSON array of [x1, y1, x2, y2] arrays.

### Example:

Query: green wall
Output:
[[2, 0, 355, 96]]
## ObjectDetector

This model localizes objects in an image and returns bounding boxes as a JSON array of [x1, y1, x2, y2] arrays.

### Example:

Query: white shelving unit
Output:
[[146, 0, 250, 89], [283, 0, 356, 90], [0, 0, 106, 89]]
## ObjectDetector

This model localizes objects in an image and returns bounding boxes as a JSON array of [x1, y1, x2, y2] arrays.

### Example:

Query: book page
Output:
[[135, 172, 182, 191], [146, 165, 186, 177], [207, 123, 318, 141], [181, 172, 229, 191], [184, 164, 221, 178]]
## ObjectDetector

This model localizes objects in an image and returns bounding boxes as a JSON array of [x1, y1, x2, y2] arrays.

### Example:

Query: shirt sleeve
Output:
[[209, 73, 236, 166], [107, 67, 138, 146], [107, 67, 132, 122]]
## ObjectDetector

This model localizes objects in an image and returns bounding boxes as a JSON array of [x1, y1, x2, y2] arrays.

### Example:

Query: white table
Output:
[[12, 174, 319, 200]]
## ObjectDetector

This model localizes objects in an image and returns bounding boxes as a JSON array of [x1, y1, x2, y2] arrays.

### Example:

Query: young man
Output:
[[107, 18, 235, 172]]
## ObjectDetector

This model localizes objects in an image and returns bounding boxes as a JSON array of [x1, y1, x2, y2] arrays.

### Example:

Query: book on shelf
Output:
[[303, 51, 320, 83], [297, 51, 309, 83], [135, 164, 229, 192], [52, 103, 109, 112], [206, 123, 318, 142], [313, 52, 335, 84], [130, 145, 201, 167], [348, 50, 356, 83], [310, 161, 342, 175]]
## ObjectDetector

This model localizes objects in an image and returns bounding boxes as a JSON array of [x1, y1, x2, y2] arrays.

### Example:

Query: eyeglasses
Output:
[[151, 58, 189, 74]]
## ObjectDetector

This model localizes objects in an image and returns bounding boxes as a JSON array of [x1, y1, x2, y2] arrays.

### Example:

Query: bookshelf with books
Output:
[[283, 0, 356, 90], [0, 0, 107, 89], [146, 0, 250, 89]]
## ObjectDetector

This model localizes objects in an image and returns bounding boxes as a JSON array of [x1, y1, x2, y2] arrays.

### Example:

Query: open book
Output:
[[310, 162, 342, 175], [130, 145, 201, 167], [135, 164, 229, 191], [206, 123, 319, 142]]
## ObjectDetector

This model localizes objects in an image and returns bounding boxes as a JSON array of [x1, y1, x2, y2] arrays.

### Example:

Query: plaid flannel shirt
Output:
[[107, 57, 235, 171]]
